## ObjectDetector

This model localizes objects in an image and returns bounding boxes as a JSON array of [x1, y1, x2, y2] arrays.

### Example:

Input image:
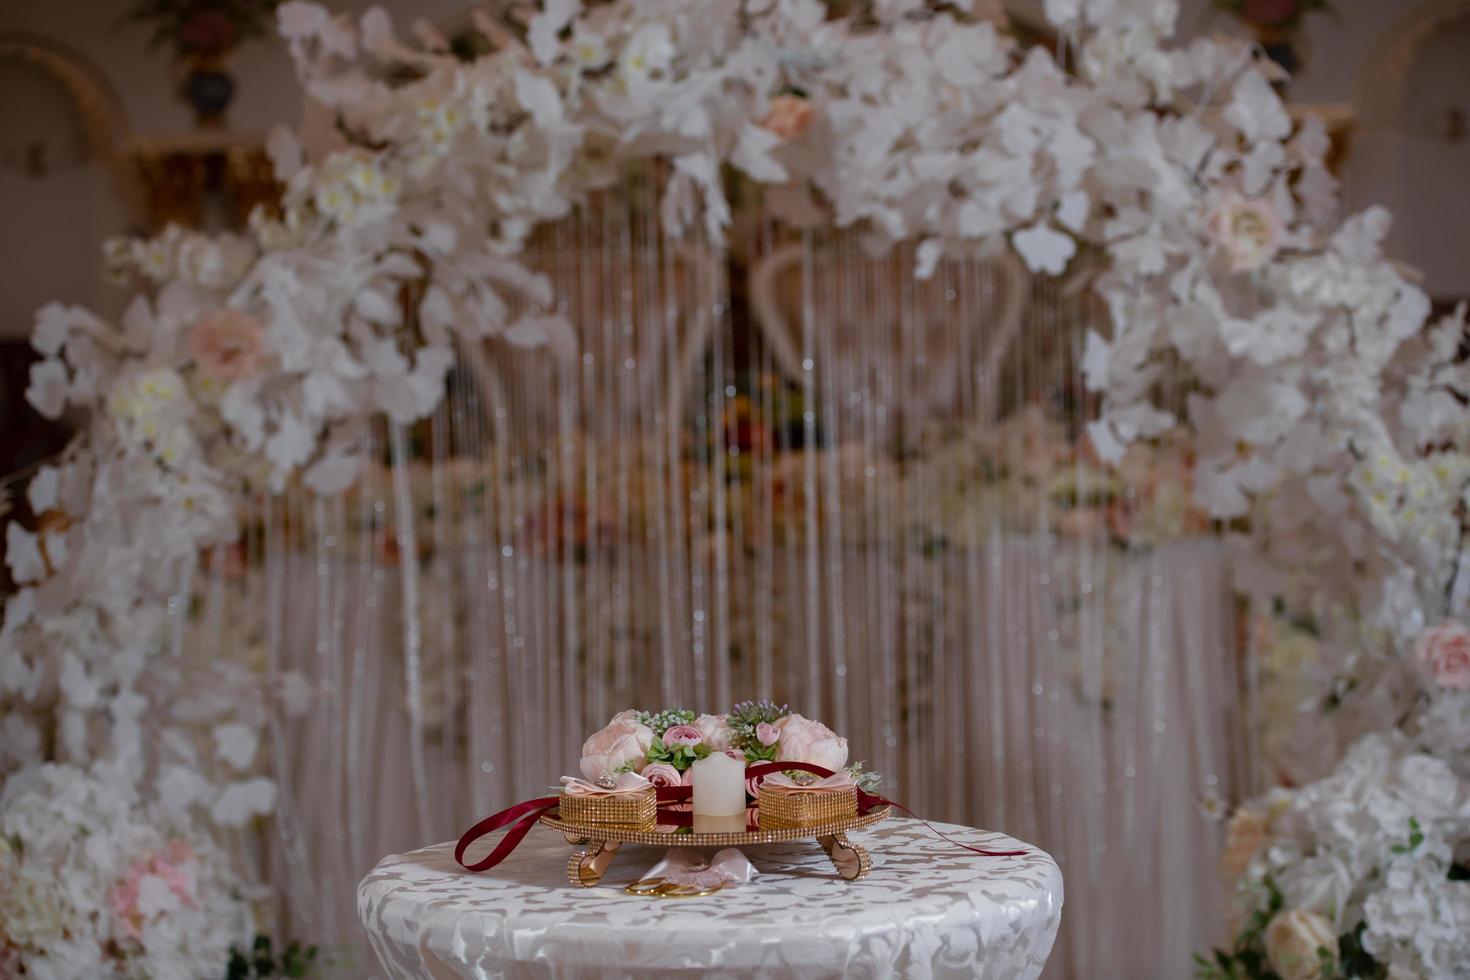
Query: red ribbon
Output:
[[455, 795, 559, 872], [456, 763, 1025, 874]]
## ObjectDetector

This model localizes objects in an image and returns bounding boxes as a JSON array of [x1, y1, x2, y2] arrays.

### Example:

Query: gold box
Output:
[[757, 786, 858, 830], [558, 787, 657, 830]]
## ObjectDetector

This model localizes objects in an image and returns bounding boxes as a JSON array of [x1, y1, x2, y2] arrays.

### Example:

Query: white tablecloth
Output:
[[358, 818, 1062, 979]]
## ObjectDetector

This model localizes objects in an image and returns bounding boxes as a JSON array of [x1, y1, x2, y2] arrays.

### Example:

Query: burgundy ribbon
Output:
[[455, 795, 559, 872], [456, 762, 1025, 874]]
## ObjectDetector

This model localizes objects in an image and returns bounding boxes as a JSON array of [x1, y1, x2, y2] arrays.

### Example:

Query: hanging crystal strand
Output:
[[642, 168, 678, 709], [167, 551, 194, 659], [816, 240, 846, 735], [426, 389, 457, 829], [453, 328, 503, 816], [344, 424, 379, 887], [388, 422, 433, 843], [852, 233, 882, 782], [549, 215, 577, 767], [706, 236, 732, 712], [750, 214, 778, 704], [796, 229, 823, 719], [259, 490, 319, 941]]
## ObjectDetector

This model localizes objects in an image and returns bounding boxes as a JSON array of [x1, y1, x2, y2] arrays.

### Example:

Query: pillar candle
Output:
[[691, 752, 746, 817]]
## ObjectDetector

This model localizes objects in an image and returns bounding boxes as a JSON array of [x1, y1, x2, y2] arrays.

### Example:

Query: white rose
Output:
[[692, 713, 732, 751], [1265, 910, 1338, 980], [773, 713, 848, 771], [578, 719, 653, 781]]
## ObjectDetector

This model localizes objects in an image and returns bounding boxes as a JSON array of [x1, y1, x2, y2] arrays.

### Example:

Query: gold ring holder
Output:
[[542, 805, 889, 887]]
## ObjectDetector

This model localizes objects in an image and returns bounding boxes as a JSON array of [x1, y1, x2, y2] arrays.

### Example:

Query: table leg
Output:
[[566, 840, 620, 887], [818, 833, 872, 881]]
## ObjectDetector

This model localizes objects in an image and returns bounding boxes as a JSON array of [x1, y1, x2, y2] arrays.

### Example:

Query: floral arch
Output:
[[2, 0, 1467, 977]]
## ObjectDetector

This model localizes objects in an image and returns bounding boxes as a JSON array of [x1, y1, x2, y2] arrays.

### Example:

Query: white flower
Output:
[[619, 23, 675, 84], [1265, 909, 1338, 980]]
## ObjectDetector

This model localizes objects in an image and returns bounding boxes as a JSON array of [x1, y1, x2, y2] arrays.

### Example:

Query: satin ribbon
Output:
[[455, 795, 559, 872], [741, 762, 1028, 858], [761, 771, 857, 793], [560, 773, 653, 796], [457, 761, 1025, 874]]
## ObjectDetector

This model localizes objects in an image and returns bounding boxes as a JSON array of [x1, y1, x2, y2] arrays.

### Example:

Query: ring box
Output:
[[559, 787, 658, 830], [757, 786, 858, 830]]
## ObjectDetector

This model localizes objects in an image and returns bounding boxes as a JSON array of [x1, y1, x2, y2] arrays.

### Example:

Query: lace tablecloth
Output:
[[358, 817, 1062, 979]]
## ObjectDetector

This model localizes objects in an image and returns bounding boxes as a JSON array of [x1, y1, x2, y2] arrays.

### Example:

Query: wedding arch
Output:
[[2, 0, 1467, 977]]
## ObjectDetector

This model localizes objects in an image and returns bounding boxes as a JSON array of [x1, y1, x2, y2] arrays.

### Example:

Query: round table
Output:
[[357, 817, 1062, 979]]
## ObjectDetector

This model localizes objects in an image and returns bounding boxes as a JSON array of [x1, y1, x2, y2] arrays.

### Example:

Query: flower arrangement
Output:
[[1200, 623, 1470, 980], [578, 701, 880, 792], [0, 764, 253, 978], [5, 0, 1469, 964]]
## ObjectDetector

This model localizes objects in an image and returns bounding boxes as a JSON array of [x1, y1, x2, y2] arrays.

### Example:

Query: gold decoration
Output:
[[542, 804, 889, 886], [557, 787, 657, 830], [756, 786, 858, 831]]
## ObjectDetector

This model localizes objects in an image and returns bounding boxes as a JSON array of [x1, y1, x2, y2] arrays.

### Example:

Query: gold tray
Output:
[[540, 805, 890, 886]]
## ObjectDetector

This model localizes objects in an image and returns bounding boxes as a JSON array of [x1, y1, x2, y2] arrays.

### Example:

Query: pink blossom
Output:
[[109, 844, 197, 940], [774, 713, 848, 770], [187, 309, 266, 383], [756, 721, 780, 746], [1416, 622, 1470, 690], [662, 724, 703, 747], [579, 718, 653, 780], [641, 762, 682, 788], [761, 95, 816, 140]]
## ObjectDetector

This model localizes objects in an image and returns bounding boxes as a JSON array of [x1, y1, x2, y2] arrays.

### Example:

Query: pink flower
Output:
[[641, 762, 682, 788], [579, 718, 654, 780], [761, 95, 816, 140], [756, 722, 780, 747], [1207, 194, 1283, 274], [774, 713, 849, 771], [663, 724, 703, 747], [109, 844, 197, 940], [187, 309, 265, 382], [693, 713, 733, 750], [681, 768, 695, 786], [1416, 622, 1470, 690]]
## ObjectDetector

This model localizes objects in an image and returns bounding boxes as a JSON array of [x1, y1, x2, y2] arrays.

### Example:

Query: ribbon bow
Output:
[[760, 771, 857, 793], [559, 773, 653, 796]]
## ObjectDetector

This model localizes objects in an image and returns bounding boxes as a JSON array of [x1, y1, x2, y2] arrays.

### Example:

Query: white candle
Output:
[[692, 752, 746, 818]]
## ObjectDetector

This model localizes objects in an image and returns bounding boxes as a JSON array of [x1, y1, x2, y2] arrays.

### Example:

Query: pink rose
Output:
[[109, 844, 197, 940], [756, 722, 780, 747], [187, 309, 266, 383], [1207, 194, 1283, 274], [641, 762, 682, 789], [1416, 622, 1470, 690], [693, 713, 733, 750], [579, 718, 654, 780], [663, 724, 703, 747], [761, 95, 815, 140], [681, 768, 695, 786], [774, 713, 849, 771]]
